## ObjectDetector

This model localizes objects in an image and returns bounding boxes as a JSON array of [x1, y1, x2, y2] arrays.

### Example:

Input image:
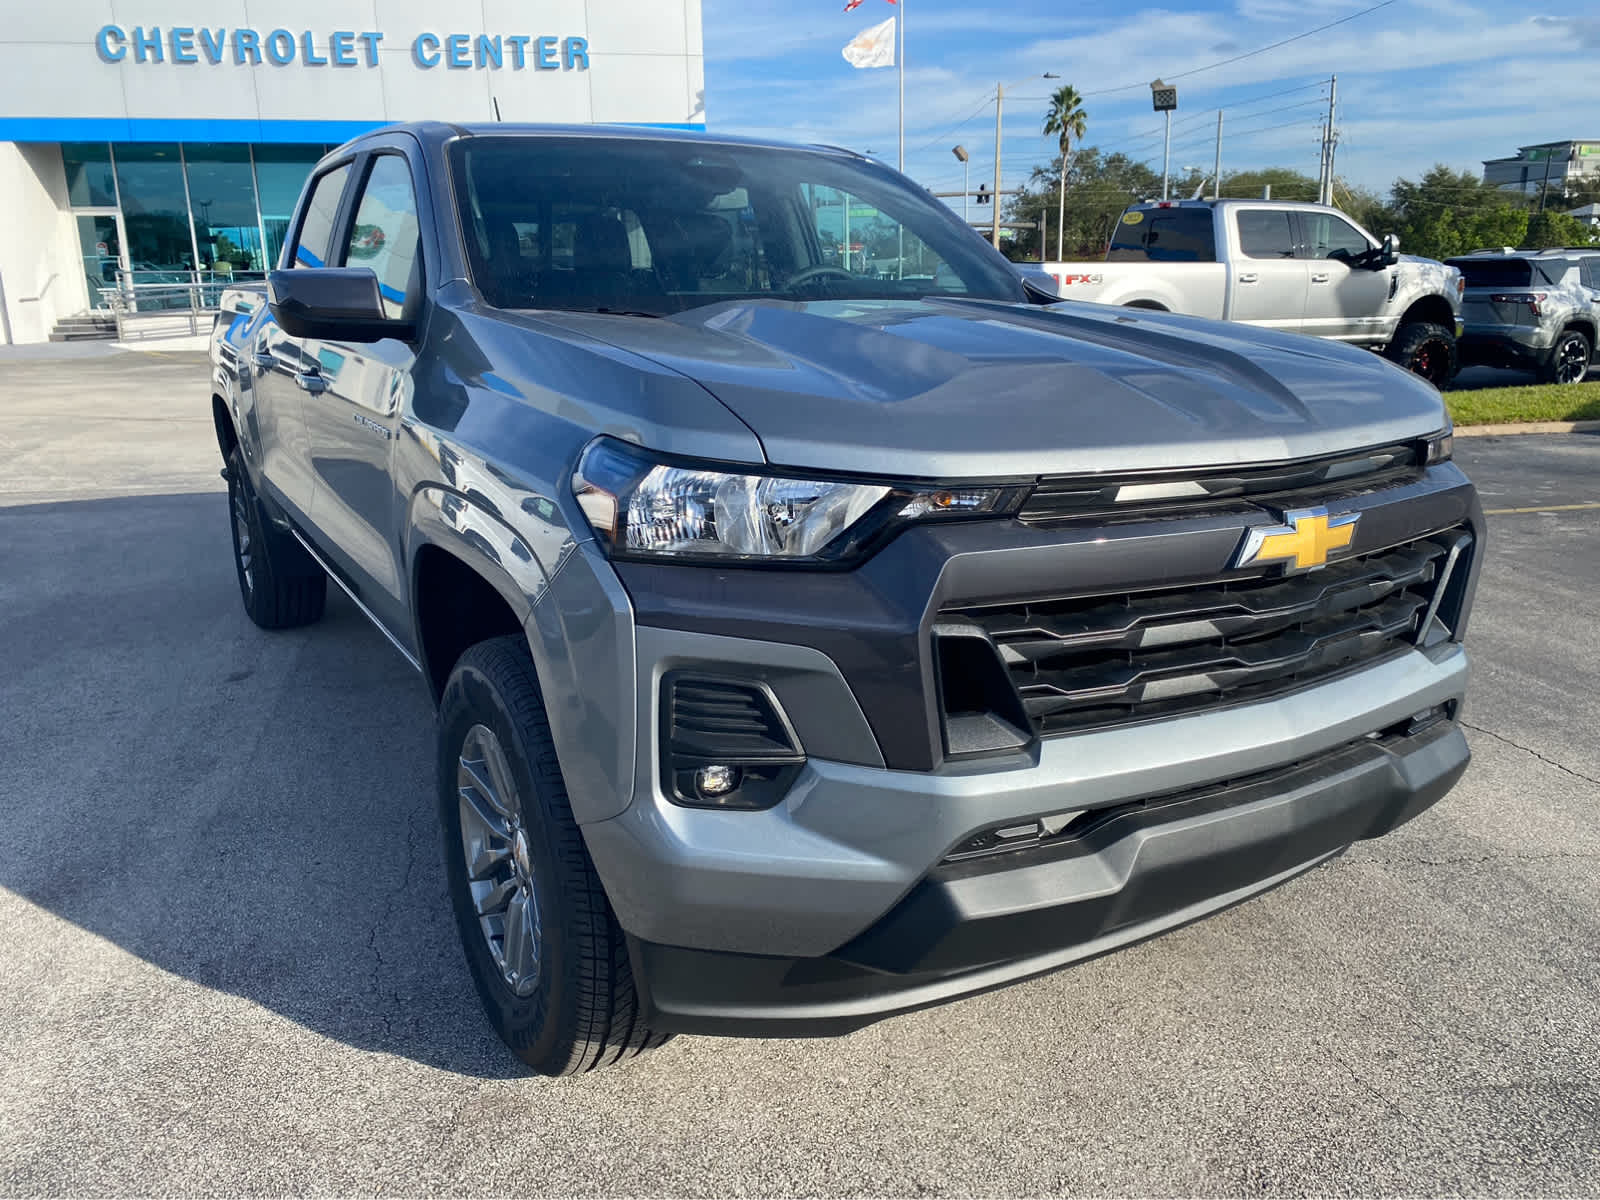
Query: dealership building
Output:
[[0, 2, 706, 344]]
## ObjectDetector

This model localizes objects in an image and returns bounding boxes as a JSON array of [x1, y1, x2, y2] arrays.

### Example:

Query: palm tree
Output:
[[1042, 84, 1088, 260]]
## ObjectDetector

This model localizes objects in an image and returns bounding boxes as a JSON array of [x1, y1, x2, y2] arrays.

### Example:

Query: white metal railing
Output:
[[99, 269, 266, 340]]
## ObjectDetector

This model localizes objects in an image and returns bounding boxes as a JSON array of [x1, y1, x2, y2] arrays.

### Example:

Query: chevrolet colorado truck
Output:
[[209, 123, 1481, 1075], [1036, 199, 1465, 386]]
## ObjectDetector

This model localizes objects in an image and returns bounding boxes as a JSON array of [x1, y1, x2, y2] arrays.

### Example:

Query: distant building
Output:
[[1568, 203, 1600, 228], [1483, 140, 1600, 196]]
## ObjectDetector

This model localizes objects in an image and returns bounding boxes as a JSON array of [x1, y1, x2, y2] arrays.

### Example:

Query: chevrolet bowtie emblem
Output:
[[1235, 507, 1359, 571]]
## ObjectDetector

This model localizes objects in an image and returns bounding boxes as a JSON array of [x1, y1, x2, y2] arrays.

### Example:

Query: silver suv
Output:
[[1448, 249, 1600, 384]]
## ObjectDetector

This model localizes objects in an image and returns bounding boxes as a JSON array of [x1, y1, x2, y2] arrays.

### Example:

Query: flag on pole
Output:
[[843, 0, 863, 9], [841, 15, 895, 68]]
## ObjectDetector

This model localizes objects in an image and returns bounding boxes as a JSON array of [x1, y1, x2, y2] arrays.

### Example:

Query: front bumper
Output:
[[629, 718, 1467, 1036], [565, 462, 1481, 1035]]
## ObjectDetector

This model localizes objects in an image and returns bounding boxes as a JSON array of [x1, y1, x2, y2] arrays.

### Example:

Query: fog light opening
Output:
[[694, 764, 742, 800]]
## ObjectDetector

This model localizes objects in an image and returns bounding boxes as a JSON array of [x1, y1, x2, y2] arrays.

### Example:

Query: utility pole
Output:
[[1213, 110, 1223, 200], [1318, 74, 1338, 205], [991, 83, 1004, 249]]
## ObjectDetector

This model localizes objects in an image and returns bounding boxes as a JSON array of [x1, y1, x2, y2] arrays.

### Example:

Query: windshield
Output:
[[449, 136, 1024, 315]]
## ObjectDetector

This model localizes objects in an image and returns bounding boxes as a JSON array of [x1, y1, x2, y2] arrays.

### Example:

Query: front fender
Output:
[[405, 483, 638, 827]]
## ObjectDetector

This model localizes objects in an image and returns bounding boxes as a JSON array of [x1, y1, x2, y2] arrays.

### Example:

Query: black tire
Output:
[[1385, 321, 1458, 387], [1539, 329, 1591, 385], [225, 446, 326, 629], [438, 635, 668, 1075]]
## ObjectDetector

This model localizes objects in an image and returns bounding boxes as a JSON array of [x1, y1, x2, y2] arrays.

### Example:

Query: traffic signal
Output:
[[977, 184, 990, 205]]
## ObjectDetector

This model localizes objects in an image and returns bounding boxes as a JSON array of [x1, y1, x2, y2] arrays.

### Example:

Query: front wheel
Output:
[[1539, 329, 1591, 385], [1385, 321, 1458, 387], [438, 636, 669, 1075]]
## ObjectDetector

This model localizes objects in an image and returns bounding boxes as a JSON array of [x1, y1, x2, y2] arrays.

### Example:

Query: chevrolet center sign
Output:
[[0, 0, 704, 344], [0, 2, 705, 142], [93, 26, 593, 72]]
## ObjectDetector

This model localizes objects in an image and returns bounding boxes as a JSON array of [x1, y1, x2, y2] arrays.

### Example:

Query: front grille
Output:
[[1019, 443, 1421, 526], [942, 531, 1466, 737]]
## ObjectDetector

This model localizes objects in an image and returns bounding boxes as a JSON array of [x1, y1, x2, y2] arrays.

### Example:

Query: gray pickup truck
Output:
[[209, 122, 1482, 1075], [1041, 199, 1465, 386]]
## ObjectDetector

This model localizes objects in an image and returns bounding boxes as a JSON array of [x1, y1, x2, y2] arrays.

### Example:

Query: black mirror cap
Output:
[[267, 268, 415, 343]]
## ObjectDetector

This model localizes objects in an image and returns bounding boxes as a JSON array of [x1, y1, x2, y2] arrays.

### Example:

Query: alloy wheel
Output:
[[231, 481, 254, 595], [1411, 339, 1451, 386], [1555, 337, 1589, 384], [457, 723, 543, 997]]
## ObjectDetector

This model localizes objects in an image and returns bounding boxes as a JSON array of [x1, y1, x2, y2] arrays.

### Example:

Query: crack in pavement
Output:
[[1462, 721, 1600, 789], [367, 798, 424, 1043]]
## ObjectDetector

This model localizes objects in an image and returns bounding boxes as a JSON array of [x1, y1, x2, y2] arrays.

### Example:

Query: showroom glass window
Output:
[[185, 144, 263, 274], [255, 145, 326, 269], [114, 144, 193, 275], [61, 143, 117, 207]]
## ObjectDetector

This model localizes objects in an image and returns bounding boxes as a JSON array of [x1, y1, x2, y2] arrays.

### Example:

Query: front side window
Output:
[[1302, 212, 1371, 260], [1235, 210, 1297, 260], [344, 155, 422, 318], [292, 163, 351, 269], [451, 137, 1023, 315], [1579, 257, 1600, 290]]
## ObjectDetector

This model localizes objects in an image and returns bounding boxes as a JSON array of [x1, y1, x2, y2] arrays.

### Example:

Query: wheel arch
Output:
[[1397, 294, 1456, 334], [407, 491, 544, 703], [1122, 299, 1170, 311]]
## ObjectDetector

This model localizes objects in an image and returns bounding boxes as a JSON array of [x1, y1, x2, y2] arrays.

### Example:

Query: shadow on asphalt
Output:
[[0, 492, 531, 1079]]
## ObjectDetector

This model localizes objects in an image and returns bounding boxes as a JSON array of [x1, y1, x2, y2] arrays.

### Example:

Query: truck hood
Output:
[[535, 298, 1447, 478]]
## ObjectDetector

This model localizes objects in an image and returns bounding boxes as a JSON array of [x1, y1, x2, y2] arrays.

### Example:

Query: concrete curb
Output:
[[1454, 420, 1600, 437]]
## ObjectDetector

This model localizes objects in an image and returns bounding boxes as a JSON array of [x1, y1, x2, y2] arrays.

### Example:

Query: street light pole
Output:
[[952, 144, 970, 228], [1151, 79, 1178, 202], [991, 83, 1004, 249]]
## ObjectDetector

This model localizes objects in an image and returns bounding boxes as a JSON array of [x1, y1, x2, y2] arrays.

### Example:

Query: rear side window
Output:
[[1107, 208, 1216, 262], [292, 164, 351, 269], [1447, 258, 1533, 288], [344, 154, 423, 319], [1235, 210, 1297, 259]]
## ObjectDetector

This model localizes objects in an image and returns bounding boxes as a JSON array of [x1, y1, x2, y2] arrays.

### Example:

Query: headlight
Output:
[[572, 437, 1022, 563], [1424, 429, 1453, 465]]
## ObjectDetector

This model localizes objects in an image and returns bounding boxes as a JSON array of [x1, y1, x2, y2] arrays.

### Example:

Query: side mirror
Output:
[[1379, 233, 1400, 267], [267, 268, 415, 343]]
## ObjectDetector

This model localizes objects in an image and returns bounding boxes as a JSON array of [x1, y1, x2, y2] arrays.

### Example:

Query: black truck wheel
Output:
[[438, 636, 669, 1075], [1386, 321, 1458, 387], [1539, 329, 1591, 385], [226, 446, 326, 629]]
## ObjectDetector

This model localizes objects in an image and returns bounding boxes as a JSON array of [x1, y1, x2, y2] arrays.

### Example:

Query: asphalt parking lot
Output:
[[2, 348, 1598, 1196]]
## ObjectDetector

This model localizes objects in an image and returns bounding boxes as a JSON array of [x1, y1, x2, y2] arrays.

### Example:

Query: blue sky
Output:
[[701, 0, 1598, 200]]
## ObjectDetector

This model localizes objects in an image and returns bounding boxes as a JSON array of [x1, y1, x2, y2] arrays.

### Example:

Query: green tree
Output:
[[1218, 167, 1321, 201], [1041, 84, 1088, 260], [1386, 165, 1529, 259], [1523, 210, 1596, 249], [1004, 147, 1161, 260]]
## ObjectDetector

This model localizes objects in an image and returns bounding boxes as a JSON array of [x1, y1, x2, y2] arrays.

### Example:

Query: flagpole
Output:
[[897, 0, 905, 172]]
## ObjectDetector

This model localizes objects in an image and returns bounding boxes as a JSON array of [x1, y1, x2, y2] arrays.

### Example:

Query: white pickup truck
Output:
[[1035, 199, 1465, 385]]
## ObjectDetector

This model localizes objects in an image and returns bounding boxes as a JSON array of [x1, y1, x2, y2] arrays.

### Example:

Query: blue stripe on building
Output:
[[0, 117, 709, 142]]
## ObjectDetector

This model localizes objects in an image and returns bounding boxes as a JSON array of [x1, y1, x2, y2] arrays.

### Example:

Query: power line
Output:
[[1078, 0, 1399, 97]]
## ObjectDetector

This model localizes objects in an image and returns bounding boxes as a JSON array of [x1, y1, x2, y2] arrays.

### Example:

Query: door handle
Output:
[[1237, 273, 1259, 284], [1311, 273, 1331, 284], [293, 370, 328, 395]]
